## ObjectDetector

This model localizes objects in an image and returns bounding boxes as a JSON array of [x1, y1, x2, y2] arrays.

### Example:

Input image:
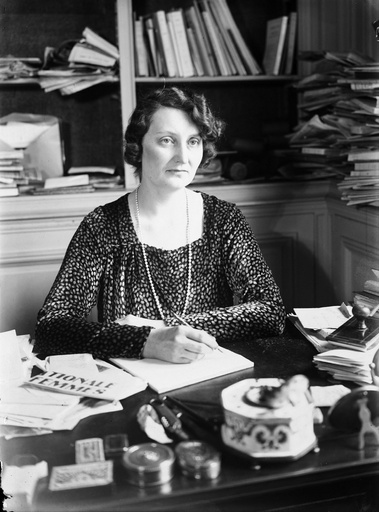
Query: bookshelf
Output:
[[0, 0, 299, 190]]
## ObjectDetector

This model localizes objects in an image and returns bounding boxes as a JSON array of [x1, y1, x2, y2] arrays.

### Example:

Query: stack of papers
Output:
[[289, 305, 379, 385], [0, 339, 146, 439], [288, 304, 353, 352], [313, 348, 377, 386]]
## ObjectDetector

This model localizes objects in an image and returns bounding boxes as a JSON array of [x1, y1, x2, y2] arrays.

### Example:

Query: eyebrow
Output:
[[155, 130, 201, 138]]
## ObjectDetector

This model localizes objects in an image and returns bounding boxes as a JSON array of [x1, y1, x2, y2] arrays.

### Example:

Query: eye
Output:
[[160, 136, 174, 145], [188, 137, 201, 147]]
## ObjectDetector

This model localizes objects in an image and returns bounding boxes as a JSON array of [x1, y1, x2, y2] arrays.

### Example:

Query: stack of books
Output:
[[280, 51, 379, 197], [37, 27, 119, 95], [338, 148, 379, 206], [0, 150, 43, 197], [133, 0, 262, 78]]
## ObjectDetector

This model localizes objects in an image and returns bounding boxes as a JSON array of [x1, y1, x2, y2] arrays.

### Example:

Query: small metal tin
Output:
[[122, 443, 175, 487], [175, 441, 221, 480]]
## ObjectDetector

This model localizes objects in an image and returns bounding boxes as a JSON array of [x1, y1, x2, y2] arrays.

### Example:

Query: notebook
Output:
[[110, 347, 254, 394]]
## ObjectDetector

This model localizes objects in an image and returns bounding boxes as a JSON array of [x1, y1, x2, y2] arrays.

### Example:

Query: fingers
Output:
[[185, 327, 219, 351], [143, 325, 218, 363]]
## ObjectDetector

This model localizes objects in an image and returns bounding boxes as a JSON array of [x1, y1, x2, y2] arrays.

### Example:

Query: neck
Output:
[[136, 184, 188, 216]]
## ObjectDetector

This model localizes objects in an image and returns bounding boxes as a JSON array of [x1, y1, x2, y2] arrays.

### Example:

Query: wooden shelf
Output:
[[135, 75, 298, 84]]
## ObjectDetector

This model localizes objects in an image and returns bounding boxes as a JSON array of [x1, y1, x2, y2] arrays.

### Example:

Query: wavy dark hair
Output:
[[124, 87, 225, 180]]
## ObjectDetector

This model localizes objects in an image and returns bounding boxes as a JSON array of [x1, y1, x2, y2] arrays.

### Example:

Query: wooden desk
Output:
[[1, 324, 379, 512]]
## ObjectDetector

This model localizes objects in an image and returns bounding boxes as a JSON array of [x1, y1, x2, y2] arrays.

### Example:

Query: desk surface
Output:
[[2, 323, 379, 512]]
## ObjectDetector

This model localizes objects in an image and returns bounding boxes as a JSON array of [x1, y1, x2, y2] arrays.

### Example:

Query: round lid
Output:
[[122, 443, 175, 473]]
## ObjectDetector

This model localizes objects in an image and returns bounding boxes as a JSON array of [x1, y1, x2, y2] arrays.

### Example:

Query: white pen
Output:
[[171, 311, 222, 352]]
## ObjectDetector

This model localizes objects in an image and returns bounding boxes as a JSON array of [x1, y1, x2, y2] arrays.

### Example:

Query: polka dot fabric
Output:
[[34, 192, 286, 359]]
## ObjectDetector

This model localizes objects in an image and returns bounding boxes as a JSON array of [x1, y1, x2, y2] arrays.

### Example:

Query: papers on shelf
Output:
[[111, 347, 254, 394]]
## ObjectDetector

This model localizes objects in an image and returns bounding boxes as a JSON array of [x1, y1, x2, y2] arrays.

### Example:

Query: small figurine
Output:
[[356, 396, 379, 450], [245, 375, 311, 409]]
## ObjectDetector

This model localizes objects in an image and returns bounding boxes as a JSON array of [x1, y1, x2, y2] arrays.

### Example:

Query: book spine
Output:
[[185, 6, 214, 76], [153, 11, 178, 77], [134, 17, 149, 77], [169, 10, 195, 77], [192, 1, 218, 76], [167, 14, 184, 77], [207, 0, 246, 75], [186, 26, 204, 76], [217, 0, 261, 75], [199, 2, 229, 76], [284, 12, 297, 75]]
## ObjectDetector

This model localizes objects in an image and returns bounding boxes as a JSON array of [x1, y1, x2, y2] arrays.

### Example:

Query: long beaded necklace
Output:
[[135, 187, 192, 322]]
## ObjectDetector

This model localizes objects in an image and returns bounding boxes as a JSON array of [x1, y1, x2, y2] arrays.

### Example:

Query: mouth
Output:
[[167, 169, 189, 174]]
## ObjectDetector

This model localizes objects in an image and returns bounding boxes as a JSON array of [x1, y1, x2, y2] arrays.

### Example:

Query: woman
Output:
[[34, 87, 286, 363]]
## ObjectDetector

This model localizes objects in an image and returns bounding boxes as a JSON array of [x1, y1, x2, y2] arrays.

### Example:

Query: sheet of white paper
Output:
[[0, 122, 49, 148], [294, 305, 352, 330], [111, 347, 254, 394], [310, 385, 351, 407], [0, 330, 24, 386]]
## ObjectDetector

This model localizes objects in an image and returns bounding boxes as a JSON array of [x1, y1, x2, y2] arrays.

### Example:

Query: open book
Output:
[[110, 347, 254, 394]]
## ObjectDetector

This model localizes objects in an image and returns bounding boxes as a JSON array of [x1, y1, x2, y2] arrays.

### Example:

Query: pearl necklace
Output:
[[135, 188, 192, 321]]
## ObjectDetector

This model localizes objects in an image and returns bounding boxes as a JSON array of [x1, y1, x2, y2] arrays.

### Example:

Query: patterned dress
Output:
[[34, 192, 286, 359]]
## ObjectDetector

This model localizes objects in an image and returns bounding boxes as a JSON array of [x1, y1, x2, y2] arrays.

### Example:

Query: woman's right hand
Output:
[[142, 325, 219, 363]]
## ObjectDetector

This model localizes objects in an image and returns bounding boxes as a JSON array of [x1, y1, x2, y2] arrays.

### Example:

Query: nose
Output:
[[175, 142, 190, 164]]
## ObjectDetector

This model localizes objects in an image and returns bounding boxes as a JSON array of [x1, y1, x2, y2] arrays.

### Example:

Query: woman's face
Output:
[[140, 106, 203, 190]]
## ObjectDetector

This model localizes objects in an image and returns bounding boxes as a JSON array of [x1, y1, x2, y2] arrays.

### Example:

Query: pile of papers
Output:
[[289, 304, 378, 386], [0, 331, 146, 439], [313, 348, 377, 386], [277, 51, 379, 207]]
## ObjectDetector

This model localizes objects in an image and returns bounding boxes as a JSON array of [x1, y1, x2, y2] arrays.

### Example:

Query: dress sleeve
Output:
[[170, 205, 286, 342], [33, 213, 152, 359]]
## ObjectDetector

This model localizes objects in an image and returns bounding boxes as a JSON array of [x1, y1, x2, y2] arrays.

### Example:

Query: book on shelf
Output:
[[153, 10, 178, 77], [214, 0, 261, 75], [143, 16, 160, 76], [134, 15, 149, 77], [283, 11, 297, 75], [207, 0, 246, 75], [198, 0, 231, 76], [167, 13, 184, 77], [167, 9, 195, 78], [348, 149, 379, 161], [262, 15, 289, 75], [185, 24, 205, 76], [184, 5, 216, 76], [353, 162, 379, 172]]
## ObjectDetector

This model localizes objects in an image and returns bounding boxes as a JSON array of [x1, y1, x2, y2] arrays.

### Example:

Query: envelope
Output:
[[0, 113, 65, 178]]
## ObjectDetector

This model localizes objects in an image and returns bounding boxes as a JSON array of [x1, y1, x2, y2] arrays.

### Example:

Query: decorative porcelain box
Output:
[[221, 377, 317, 461]]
